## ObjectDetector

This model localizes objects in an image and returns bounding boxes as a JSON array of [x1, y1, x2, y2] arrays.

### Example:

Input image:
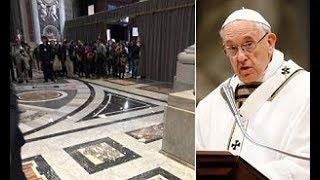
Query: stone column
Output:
[[31, 0, 41, 44], [173, 44, 195, 92], [10, 0, 22, 40], [59, 0, 66, 40], [161, 44, 195, 167], [19, 0, 30, 42]]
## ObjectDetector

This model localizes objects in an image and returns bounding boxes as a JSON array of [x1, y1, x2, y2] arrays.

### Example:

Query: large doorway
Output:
[[107, 24, 128, 42]]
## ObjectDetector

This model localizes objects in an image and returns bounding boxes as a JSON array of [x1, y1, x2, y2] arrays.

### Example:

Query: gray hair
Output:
[[219, 20, 271, 41]]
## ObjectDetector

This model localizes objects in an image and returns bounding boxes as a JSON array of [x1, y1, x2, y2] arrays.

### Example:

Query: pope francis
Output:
[[195, 8, 310, 179]]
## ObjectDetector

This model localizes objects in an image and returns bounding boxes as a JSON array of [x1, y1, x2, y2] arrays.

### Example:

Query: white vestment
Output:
[[196, 49, 310, 179]]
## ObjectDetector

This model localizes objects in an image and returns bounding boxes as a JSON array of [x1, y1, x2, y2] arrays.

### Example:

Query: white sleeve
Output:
[[260, 99, 310, 179], [195, 99, 209, 150]]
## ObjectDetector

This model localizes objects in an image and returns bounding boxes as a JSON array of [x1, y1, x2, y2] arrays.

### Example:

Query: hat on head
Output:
[[222, 8, 271, 29]]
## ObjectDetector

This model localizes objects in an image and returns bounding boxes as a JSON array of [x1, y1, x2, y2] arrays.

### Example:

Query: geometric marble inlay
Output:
[[17, 90, 67, 102], [79, 91, 157, 121], [147, 175, 169, 180], [19, 90, 76, 109], [64, 137, 141, 174], [77, 142, 125, 165], [22, 155, 60, 180], [126, 123, 164, 143], [128, 167, 181, 180]]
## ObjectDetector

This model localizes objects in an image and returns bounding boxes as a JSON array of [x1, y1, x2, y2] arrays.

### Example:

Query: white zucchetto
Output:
[[222, 8, 271, 29]]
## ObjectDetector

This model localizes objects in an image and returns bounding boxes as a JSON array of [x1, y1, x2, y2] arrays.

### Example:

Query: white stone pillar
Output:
[[31, 0, 41, 44], [19, 0, 30, 42], [173, 44, 195, 92], [59, 0, 66, 40]]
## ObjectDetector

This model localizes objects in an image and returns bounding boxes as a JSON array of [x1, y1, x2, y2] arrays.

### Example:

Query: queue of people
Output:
[[10, 36, 141, 83]]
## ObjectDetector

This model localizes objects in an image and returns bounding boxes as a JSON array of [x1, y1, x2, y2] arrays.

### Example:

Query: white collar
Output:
[[260, 49, 284, 82]]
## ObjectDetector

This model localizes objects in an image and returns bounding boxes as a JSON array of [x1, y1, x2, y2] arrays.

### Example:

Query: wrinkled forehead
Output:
[[221, 20, 262, 43]]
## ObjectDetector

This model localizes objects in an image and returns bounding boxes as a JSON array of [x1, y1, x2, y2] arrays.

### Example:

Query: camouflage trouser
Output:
[[20, 69, 29, 82], [65, 58, 74, 77], [15, 62, 22, 80], [15, 62, 29, 82]]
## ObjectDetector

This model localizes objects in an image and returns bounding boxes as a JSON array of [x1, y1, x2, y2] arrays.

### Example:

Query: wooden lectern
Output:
[[196, 151, 269, 180]]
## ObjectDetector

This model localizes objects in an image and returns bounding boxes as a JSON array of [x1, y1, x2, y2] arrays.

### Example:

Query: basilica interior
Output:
[[10, 0, 195, 179]]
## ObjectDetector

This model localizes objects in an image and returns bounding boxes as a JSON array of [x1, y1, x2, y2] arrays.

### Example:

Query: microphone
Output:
[[220, 83, 310, 161]]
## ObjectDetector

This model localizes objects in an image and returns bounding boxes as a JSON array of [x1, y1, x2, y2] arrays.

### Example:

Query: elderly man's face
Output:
[[222, 21, 276, 83]]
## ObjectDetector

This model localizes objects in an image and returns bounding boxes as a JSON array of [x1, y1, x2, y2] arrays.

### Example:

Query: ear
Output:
[[267, 33, 277, 54]]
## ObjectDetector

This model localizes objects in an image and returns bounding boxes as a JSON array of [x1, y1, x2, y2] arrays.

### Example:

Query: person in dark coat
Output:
[[119, 51, 128, 79], [60, 40, 69, 77], [131, 41, 140, 79], [39, 36, 55, 82]]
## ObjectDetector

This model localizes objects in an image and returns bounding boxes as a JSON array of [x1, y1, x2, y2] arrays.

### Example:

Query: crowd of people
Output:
[[10, 35, 141, 83]]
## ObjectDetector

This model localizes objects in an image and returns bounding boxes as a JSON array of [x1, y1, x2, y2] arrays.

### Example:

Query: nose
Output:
[[235, 47, 247, 63]]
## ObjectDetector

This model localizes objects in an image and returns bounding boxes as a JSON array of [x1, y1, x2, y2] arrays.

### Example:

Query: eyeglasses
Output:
[[223, 32, 268, 57]]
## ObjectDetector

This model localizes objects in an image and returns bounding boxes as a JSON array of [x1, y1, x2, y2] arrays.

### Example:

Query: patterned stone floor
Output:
[[14, 71, 194, 180], [127, 123, 164, 143], [137, 83, 174, 95]]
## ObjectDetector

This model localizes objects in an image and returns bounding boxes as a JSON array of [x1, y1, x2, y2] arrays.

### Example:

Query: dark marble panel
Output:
[[126, 123, 164, 143], [127, 167, 181, 180], [22, 155, 60, 180], [79, 91, 158, 121], [64, 137, 141, 174], [20, 90, 77, 109]]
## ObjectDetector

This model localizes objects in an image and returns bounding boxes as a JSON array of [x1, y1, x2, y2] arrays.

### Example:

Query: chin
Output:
[[239, 74, 259, 84]]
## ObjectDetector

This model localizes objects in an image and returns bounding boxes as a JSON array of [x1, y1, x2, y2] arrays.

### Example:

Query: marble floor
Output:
[[14, 71, 195, 180]]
